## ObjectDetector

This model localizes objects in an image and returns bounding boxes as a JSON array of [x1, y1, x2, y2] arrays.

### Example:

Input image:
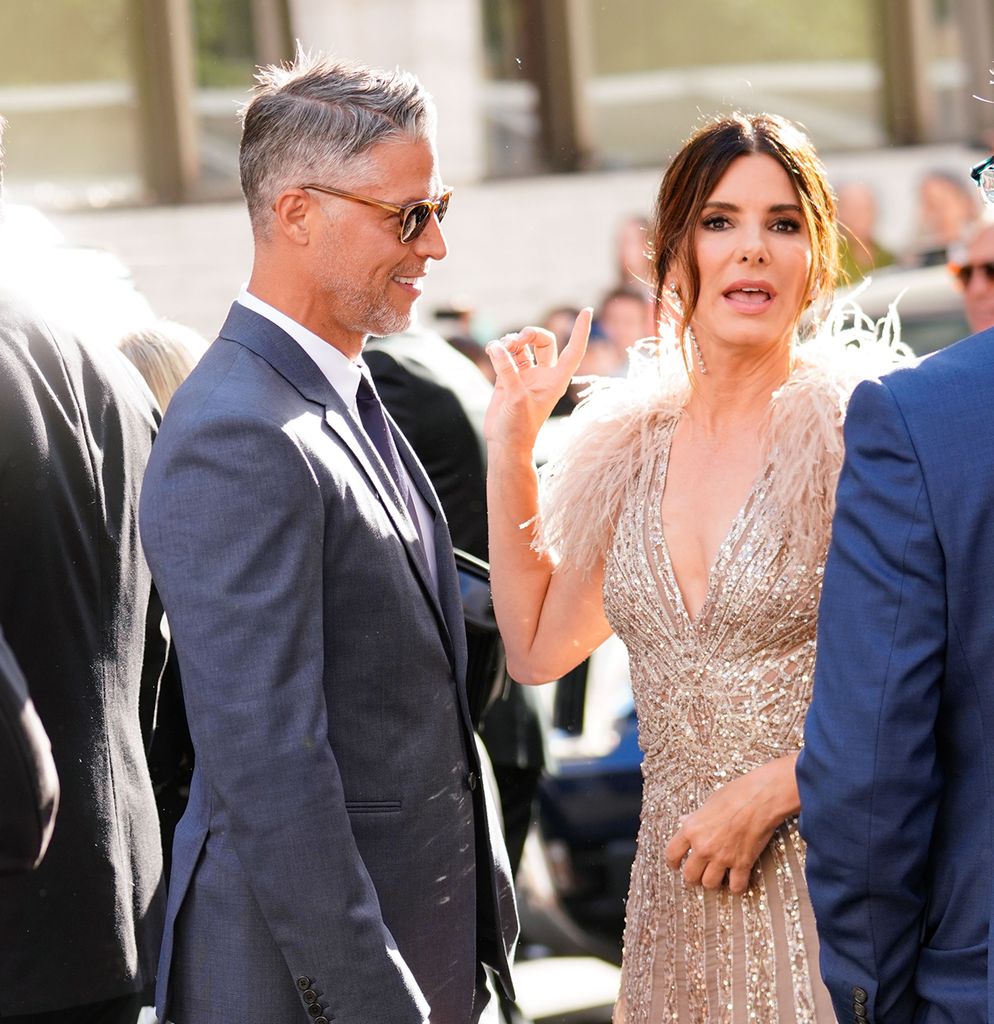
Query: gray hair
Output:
[[239, 50, 436, 236]]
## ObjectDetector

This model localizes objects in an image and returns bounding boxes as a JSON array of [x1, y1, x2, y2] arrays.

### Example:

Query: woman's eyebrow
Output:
[[702, 200, 803, 213]]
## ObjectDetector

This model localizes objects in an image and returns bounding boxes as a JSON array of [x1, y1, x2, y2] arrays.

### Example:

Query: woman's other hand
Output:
[[663, 754, 800, 895], [484, 308, 592, 449]]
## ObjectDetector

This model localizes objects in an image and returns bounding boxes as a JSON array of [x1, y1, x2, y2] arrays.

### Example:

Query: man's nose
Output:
[[965, 267, 989, 294], [414, 213, 447, 262]]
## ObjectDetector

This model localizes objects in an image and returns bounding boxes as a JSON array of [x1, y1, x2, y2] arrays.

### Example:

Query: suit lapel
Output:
[[322, 405, 448, 639], [219, 303, 453, 661]]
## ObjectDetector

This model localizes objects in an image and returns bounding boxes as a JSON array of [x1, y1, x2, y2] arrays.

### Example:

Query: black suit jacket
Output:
[[365, 327, 544, 770], [0, 289, 165, 1014], [0, 626, 58, 875]]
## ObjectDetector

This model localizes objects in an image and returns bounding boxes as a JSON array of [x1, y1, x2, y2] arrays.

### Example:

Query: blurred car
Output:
[[841, 263, 969, 355], [517, 638, 640, 963], [518, 262, 970, 961]]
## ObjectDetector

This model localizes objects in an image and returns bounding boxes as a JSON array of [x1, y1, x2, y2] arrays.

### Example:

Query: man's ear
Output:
[[272, 189, 313, 246]]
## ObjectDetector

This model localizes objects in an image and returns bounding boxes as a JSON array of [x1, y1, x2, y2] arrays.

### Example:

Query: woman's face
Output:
[[687, 152, 812, 357]]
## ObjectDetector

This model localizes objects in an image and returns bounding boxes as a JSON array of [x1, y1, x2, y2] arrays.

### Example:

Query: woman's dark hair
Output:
[[651, 112, 839, 342]]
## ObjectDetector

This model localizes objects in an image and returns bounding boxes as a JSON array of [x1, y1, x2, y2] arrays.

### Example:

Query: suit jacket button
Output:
[[314, 1018, 329, 1024], [853, 987, 868, 1004], [307, 1004, 323, 1017], [303, 990, 318, 1004], [854, 1007, 867, 1021], [466, 771, 478, 791], [297, 977, 312, 990]]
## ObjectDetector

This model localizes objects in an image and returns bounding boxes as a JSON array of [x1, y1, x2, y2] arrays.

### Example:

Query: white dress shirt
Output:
[[237, 287, 438, 591]]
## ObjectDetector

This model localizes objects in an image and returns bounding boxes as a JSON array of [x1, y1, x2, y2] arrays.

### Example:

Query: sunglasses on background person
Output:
[[949, 259, 994, 287], [299, 183, 452, 243], [971, 155, 994, 207]]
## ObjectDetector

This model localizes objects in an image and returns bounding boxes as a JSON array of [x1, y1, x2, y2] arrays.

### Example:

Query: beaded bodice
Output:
[[604, 413, 834, 1024], [604, 415, 822, 801]]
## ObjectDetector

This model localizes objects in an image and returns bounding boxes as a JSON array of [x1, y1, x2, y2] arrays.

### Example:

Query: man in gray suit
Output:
[[140, 55, 517, 1024]]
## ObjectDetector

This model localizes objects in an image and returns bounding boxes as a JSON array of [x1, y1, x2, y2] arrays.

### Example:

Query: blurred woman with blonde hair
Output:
[[118, 320, 206, 412]]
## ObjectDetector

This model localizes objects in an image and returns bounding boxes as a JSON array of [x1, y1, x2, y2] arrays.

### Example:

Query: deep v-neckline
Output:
[[653, 415, 768, 630]]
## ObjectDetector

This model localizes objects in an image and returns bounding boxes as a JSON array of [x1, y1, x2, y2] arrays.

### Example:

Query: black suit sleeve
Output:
[[0, 628, 59, 874], [365, 348, 489, 559]]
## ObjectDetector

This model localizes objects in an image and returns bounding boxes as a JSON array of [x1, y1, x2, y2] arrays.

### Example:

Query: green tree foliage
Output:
[[0, 0, 130, 84], [192, 0, 257, 87], [587, 0, 875, 75]]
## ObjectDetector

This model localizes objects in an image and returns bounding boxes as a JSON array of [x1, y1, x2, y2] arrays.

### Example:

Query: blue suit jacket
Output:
[[140, 304, 517, 1024], [798, 327, 994, 1024]]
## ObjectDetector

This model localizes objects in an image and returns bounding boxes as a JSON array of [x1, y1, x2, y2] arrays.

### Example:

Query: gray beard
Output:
[[335, 278, 412, 340]]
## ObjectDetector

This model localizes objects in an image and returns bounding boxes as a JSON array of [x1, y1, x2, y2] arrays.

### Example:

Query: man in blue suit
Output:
[[798, 156, 994, 1024], [140, 54, 517, 1024]]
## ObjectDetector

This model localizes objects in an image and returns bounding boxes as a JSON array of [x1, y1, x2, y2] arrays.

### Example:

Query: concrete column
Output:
[[127, 0, 200, 203], [876, 0, 936, 144], [286, 0, 485, 183], [523, 0, 593, 172], [953, 0, 994, 145], [251, 0, 294, 68]]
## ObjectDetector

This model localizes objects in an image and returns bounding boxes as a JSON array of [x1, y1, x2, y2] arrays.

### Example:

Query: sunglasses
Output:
[[949, 259, 994, 286], [299, 183, 452, 243], [970, 155, 994, 206]]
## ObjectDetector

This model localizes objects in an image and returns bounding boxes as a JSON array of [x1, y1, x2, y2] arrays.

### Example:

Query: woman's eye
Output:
[[771, 217, 801, 233], [702, 215, 731, 230]]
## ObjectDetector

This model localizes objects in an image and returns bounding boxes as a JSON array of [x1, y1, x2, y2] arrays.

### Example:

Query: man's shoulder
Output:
[[883, 327, 994, 398], [158, 337, 324, 450], [863, 328, 994, 450], [0, 287, 155, 427]]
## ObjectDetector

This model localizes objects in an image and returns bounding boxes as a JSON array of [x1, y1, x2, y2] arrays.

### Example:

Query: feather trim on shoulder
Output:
[[532, 338, 689, 577], [533, 286, 914, 577], [765, 287, 914, 565]]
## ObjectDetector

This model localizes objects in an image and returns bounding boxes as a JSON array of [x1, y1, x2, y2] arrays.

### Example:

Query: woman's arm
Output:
[[485, 310, 613, 683], [663, 753, 800, 894]]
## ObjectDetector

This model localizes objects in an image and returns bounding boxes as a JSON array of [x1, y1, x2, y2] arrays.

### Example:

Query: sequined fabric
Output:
[[606, 414, 835, 1024]]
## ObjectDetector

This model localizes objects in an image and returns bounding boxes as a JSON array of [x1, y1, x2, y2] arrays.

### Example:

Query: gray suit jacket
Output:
[[140, 303, 517, 1024]]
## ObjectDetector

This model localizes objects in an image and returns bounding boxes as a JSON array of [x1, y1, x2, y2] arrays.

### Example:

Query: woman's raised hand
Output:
[[484, 308, 592, 449]]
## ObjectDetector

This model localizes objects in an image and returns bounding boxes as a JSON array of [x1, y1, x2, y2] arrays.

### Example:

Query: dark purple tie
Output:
[[356, 374, 408, 501], [356, 374, 426, 548]]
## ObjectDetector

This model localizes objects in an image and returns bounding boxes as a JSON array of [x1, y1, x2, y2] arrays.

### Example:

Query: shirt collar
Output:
[[237, 286, 364, 414]]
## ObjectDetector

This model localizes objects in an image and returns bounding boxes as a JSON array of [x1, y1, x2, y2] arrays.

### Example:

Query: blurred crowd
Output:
[[430, 168, 994, 388]]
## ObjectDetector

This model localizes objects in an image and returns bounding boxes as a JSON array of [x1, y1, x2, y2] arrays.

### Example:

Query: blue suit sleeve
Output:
[[797, 377, 945, 1023]]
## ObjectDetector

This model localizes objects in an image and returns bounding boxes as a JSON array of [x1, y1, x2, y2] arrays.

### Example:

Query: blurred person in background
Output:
[[836, 180, 894, 283], [139, 54, 516, 1024], [541, 305, 581, 354], [540, 305, 581, 414], [908, 167, 979, 266], [118, 319, 208, 883], [615, 214, 653, 292], [485, 111, 910, 1023], [118, 319, 207, 412], [595, 284, 655, 375], [0, 115, 165, 1024], [948, 212, 994, 333], [446, 332, 497, 383], [0, 626, 58, 876]]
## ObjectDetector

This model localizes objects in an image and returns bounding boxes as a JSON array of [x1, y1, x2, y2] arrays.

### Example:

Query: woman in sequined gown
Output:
[[484, 113, 909, 1024]]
